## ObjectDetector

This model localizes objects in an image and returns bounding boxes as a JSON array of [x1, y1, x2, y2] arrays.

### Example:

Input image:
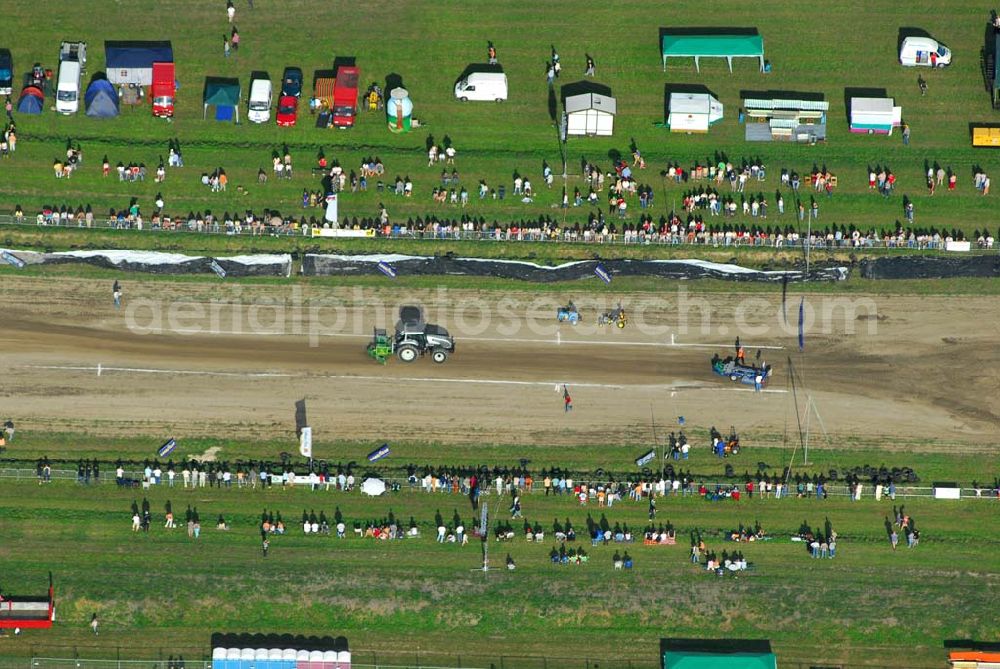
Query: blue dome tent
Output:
[[17, 86, 44, 114], [85, 78, 120, 118]]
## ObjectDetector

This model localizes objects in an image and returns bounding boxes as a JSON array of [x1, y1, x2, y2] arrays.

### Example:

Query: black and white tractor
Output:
[[369, 305, 455, 363]]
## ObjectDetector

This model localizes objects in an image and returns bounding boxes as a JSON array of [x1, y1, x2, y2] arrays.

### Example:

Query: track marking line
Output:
[[24, 365, 786, 393]]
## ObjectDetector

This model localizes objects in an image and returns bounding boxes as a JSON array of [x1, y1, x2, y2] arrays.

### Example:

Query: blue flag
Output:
[[1, 250, 26, 269], [594, 263, 612, 284], [798, 298, 805, 351], [377, 261, 398, 279], [367, 443, 391, 462], [157, 438, 177, 458], [677, 416, 685, 425]]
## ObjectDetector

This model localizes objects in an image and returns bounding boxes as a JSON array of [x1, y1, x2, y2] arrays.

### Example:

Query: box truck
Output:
[[331, 64, 359, 128], [151, 62, 175, 117]]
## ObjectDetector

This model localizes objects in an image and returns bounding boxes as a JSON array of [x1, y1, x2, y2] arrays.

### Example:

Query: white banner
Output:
[[299, 426, 312, 458], [324, 194, 338, 224]]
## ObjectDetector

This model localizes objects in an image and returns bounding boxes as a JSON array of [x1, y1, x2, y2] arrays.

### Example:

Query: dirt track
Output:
[[2, 276, 998, 451]]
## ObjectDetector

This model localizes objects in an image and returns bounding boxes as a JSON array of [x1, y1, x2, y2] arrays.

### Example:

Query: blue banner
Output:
[[209, 260, 227, 279], [798, 298, 805, 351], [594, 263, 612, 284], [157, 438, 177, 458], [1, 250, 25, 269], [377, 261, 398, 279], [367, 443, 391, 462]]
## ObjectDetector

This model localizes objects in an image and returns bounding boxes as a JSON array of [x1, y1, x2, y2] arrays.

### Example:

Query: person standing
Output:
[[902, 124, 911, 146], [562, 384, 572, 412], [90, 613, 99, 635], [585, 55, 595, 77], [262, 537, 269, 557], [227, 1, 236, 23], [487, 42, 497, 65], [224, 36, 231, 58], [113, 280, 122, 309], [754, 374, 763, 393]]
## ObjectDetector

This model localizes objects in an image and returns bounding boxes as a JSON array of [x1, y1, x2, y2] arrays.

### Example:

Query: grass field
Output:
[[1, 438, 998, 669], [2, 0, 1000, 241]]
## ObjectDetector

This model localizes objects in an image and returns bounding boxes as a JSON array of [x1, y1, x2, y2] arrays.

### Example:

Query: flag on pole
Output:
[[299, 427, 313, 458], [798, 298, 805, 351], [157, 438, 177, 458], [367, 443, 391, 462], [594, 263, 612, 284], [1, 251, 26, 269], [377, 261, 398, 279]]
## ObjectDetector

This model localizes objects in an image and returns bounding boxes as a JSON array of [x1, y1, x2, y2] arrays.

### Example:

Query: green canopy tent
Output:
[[203, 76, 241, 122], [661, 32, 764, 73], [661, 638, 776, 669]]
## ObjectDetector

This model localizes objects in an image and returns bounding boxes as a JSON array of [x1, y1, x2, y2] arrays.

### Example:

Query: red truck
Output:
[[151, 61, 175, 117], [331, 65, 359, 128]]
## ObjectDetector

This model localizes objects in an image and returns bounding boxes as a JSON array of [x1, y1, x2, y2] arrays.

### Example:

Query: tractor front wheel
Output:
[[397, 345, 419, 362]]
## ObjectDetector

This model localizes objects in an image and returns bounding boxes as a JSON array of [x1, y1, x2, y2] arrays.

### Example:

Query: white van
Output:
[[55, 60, 81, 114], [454, 71, 507, 102], [899, 36, 951, 67], [248, 76, 273, 123]]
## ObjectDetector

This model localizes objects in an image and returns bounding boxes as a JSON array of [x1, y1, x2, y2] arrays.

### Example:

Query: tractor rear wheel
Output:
[[397, 345, 419, 362], [431, 348, 449, 364]]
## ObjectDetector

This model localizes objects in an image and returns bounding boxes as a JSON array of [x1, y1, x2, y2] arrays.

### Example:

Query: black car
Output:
[[0, 49, 13, 96], [280, 66, 302, 98]]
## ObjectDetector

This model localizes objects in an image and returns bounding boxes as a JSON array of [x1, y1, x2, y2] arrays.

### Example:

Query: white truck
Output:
[[899, 36, 951, 67], [454, 70, 507, 102]]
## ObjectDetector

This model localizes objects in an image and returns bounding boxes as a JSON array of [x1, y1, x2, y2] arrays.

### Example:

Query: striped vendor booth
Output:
[[211, 634, 349, 669]]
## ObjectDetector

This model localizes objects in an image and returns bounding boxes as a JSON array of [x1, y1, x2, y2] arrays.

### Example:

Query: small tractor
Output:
[[367, 305, 455, 364], [597, 303, 627, 329]]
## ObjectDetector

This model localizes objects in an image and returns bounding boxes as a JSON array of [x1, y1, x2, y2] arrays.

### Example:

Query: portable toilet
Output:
[[321, 650, 336, 669], [212, 647, 227, 669], [240, 647, 255, 669], [387, 87, 412, 133]]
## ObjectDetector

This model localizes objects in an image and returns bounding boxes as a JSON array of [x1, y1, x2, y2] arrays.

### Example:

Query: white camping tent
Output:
[[564, 93, 616, 136], [667, 92, 723, 133]]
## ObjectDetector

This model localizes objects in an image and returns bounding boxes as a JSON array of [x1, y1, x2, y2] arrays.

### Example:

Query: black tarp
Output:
[[859, 255, 1000, 279], [303, 255, 849, 283]]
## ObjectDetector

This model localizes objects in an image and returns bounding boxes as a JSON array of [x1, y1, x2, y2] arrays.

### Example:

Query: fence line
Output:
[[12, 652, 947, 669], [1, 466, 997, 501], [0, 215, 995, 254]]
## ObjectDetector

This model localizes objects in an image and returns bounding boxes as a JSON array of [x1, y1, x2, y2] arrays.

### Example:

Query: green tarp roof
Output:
[[664, 651, 776, 669], [203, 78, 240, 106], [661, 34, 763, 57]]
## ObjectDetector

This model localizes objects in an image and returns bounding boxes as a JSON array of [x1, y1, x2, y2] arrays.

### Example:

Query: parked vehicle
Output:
[[367, 306, 455, 363], [899, 36, 951, 67], [332, 64, 359, 128], [280, 66, 303, 97], [276, 94, 298, 127], [454, 70, 507, 102], [0, 49, 13, 96], [248, 74, 273, 123], [56, 60, 82, 114], [151, 62, 175, 117], [55, 41, 87, 115]]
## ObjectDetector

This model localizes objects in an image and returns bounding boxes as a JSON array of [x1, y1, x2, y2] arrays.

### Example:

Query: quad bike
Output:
[[597, 306, 627, 329], [557, 302, 580, 325]]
